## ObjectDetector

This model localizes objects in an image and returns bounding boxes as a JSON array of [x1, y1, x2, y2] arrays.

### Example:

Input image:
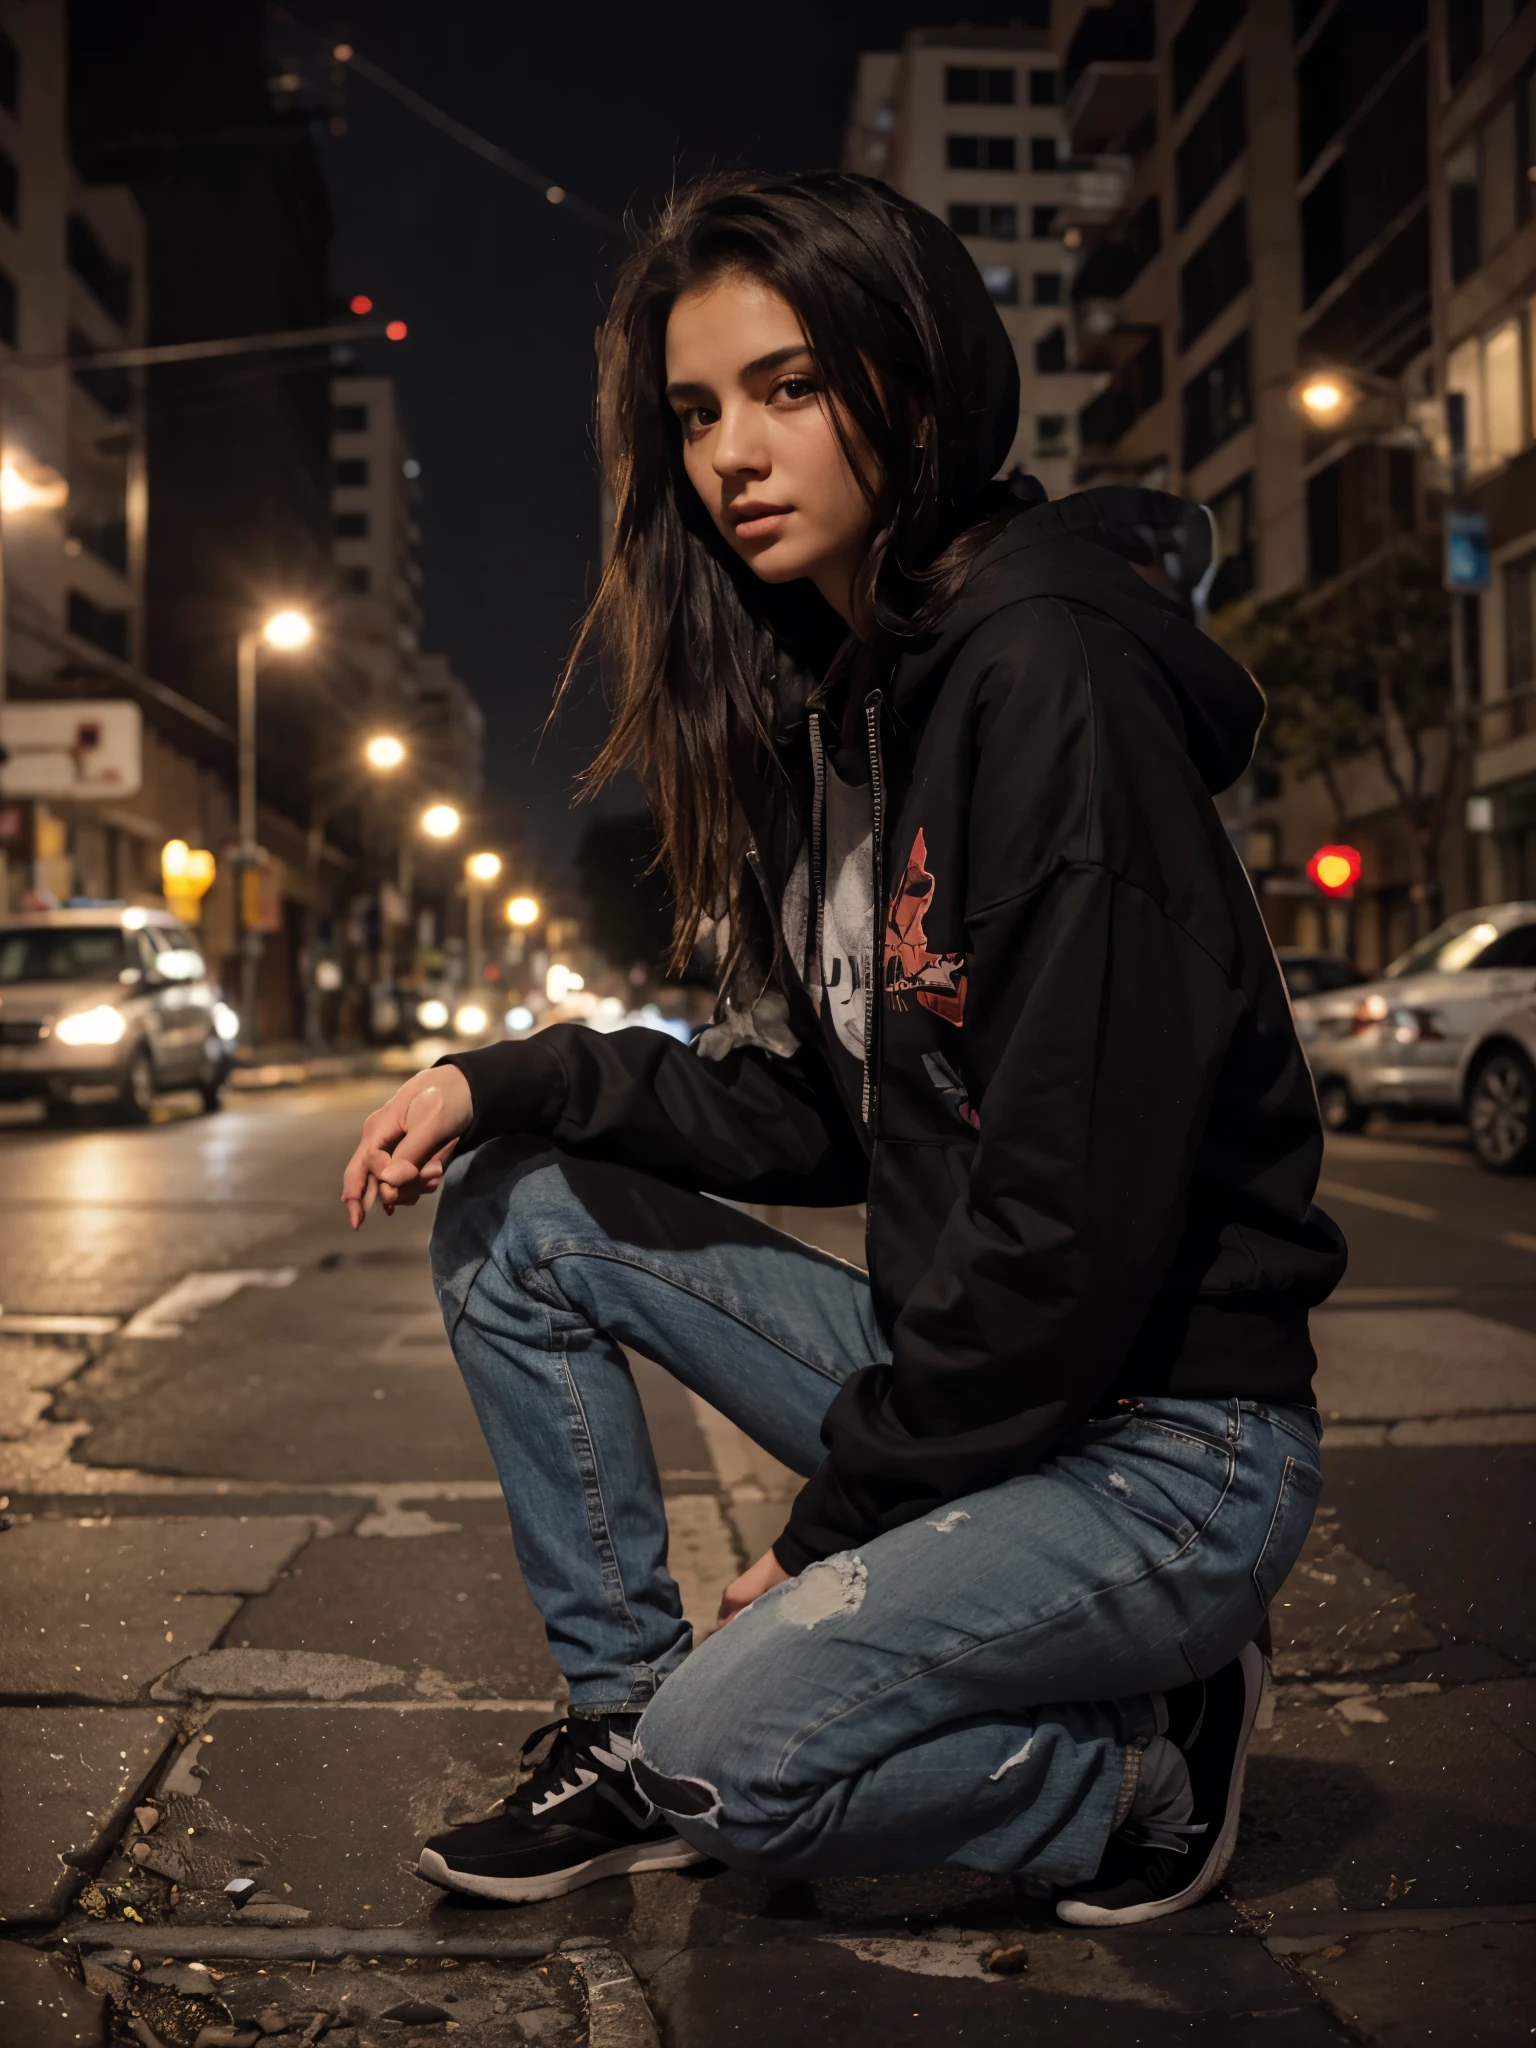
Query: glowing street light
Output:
[[262, 608, 313, 651], [0, 459, 68, 512], [421, 803, 461, 840], [506, 894, 540, 928], [364, 733, 407, 771], [466, 850, 503, 883], [1294, 373, 1359, 427]]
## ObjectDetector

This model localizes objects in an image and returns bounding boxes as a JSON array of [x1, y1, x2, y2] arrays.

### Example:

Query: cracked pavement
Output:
[[0, 1083, 1532, 2044]]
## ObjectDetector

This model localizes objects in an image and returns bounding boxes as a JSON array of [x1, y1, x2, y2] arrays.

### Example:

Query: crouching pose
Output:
[[341, 171, 1345, 1927]]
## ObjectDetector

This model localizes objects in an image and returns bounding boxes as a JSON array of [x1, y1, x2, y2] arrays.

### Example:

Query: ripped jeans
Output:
[[431, 1134, 1322, 1885]]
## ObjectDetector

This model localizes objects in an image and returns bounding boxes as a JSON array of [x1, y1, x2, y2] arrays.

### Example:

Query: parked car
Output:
[[0, 906, 238, 1122], [1457, 1002, 1536, 1172], [1292, 901, 1536, 1133], [1275, 949, 1367, 1001]]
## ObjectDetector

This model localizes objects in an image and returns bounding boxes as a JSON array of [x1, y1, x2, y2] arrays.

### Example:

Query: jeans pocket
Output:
[[1252, 1455, 1323, 1610]]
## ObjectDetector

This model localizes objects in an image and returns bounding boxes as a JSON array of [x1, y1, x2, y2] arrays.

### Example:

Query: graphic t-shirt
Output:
[[782, 754, 874, 1073]]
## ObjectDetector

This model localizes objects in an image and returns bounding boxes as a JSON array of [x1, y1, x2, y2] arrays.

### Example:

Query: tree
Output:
[[1213, 543, 1455, 927]]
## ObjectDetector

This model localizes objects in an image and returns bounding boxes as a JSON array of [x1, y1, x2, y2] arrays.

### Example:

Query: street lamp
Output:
[[421, 802, 461, 840], [235, 606, 314, 1046], [1294, 373, 1357, 426], [506, 894, 540, 927], [464, 850, 503, 986], [364, 732, 406, 771]]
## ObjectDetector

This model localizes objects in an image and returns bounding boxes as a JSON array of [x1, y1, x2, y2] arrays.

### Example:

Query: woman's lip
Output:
[[731, 506, 792, 539]]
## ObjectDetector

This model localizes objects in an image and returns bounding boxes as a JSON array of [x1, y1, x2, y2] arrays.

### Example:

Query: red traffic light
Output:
[[349, 294, 373, 315], [1306, 844, 1362, 898]]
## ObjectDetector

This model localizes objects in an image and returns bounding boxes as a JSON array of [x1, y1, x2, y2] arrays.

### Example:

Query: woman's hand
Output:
[[341, 1064, 474, 1229], [717, 1547, 791, 1625]]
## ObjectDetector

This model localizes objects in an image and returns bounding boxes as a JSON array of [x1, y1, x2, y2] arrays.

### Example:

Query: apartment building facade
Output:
[[844, 26, 1102, 498], [331, 374, 422, 717], [1445, 1, 1536, 904]]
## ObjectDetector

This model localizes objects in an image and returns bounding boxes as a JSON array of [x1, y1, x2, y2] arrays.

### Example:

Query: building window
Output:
[[1173, 0, 1246, 113], [0, 29, 17, 114], [0, 146, 17, 228], [1029, 68, 1057, 106], [1035, 325, 1068, 373], [334, 511, 369, 539], [343, 565, 372, 595], [1031, 204, 1059, 239], [1448, 317, 1529, 475], [981, 265, 1019, 304], [1206, 472, 1254, 610], [1448, 139, 1481, 283], [1306, 461, 1342, 584], [69, 327, 129, 415], [1448, 0, 1487, 89], [949, 202, 1017, 238], [332, 402, 369, 432], [1036, 413, 1068, 451], [334, 457, 369, 486], [1175, 65, 1246, 227], [1179, 199, 1249, 347], [1033, 271, 1063, 304], [947, 135, 1016, 171], [946, 66, 1014, 104], [67, 591, 130, 661], [1507, 549, 1536, 693], [66, 214, 131, 326], [1181, 330, 1251, 469], [1030, 136, 1059, 171], [0, 263, 16, 347]]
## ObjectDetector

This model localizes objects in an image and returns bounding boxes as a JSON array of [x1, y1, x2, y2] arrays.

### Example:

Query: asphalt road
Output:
[[0, 1082, 1532, 2046]]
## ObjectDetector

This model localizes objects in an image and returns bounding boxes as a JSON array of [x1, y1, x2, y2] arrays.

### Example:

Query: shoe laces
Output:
[[1122, 1816, 1209, 1857], [505, 1717, 641, 1816]]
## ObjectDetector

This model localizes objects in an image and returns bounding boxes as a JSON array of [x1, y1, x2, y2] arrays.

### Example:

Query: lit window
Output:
[[1484, 319, 1523, 460], [981, 265, 1018, 305]]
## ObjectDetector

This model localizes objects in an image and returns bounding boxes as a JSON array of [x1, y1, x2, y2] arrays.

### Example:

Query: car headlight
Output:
[[417, 998, 450, 1032], [212, 1001, 240, 1042], [454, 1003, 488, 1036], [54, 1003, 128, 1047]]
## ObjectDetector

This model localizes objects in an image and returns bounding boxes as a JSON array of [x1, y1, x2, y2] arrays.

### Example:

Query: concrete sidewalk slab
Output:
[[0, 1707, 173, 1922], [1, 1517, 316, 1699], [1294, 1918, 1536, 2047], [1312, 1309, 1536, 1419]]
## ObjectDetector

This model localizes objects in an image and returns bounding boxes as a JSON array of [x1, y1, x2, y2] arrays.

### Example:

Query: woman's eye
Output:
[[775, 378, 819, 402], [682, 405, 719, 432]]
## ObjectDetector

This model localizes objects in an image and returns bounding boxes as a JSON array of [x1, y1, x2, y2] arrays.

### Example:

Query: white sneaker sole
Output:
[[417, 1837, 708, 1903], [1056, 1641, 1267, 1928]]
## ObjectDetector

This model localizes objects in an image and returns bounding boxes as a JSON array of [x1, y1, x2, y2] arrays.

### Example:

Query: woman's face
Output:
[[664, 272, 875, 624]]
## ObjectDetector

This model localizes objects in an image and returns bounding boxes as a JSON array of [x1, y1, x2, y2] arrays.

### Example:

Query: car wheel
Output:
[[1316, 1077, 1367, 1134], [1467, 1050, 1536, 1172], [118, 1046, 157, 1125]]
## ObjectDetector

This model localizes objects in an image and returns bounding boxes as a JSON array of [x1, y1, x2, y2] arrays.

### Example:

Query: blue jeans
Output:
[[432, 1134, 1322, 1884]]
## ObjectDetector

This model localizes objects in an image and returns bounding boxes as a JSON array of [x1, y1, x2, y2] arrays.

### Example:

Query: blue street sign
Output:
[[1446, 509, 1490, 592]]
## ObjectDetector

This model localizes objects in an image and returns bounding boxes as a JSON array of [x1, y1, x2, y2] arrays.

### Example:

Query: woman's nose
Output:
[[712, 404, 768, 479]]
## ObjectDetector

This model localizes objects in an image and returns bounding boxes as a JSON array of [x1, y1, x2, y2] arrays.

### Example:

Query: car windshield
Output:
[[1384, 914, 1508, 979], [0, 927, 129, 984]]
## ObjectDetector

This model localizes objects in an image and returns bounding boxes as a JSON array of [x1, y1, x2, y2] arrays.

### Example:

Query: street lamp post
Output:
[[236, 608, 313, 1047], [464, 850, 502, 990]]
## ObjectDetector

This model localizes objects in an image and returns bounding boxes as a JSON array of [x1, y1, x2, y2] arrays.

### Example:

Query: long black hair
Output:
[[564, 170, 1021, 964]]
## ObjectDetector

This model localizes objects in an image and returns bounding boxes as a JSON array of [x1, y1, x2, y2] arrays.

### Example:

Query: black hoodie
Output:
[[445, 196, 1346, 1572]]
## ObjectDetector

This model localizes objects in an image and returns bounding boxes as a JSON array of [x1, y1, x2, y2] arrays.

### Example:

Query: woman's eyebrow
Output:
[[741, 343, 813, 378]]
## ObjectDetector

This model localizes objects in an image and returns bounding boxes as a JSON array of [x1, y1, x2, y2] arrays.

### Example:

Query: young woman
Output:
[[341, 171, 1344, 1927]]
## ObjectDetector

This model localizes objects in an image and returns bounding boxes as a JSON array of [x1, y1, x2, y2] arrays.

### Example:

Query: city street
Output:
[[0, 1077, 1531, 2045]]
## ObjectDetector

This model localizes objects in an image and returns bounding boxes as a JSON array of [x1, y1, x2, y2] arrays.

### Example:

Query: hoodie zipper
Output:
[[807, 712, 828, 992], [862, 690, 885, 1129]]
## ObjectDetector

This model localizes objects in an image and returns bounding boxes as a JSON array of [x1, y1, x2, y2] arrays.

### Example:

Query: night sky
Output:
[[312, 1, 1049, 876]]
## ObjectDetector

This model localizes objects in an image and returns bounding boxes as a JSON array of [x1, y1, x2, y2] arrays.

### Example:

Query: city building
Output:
[[844, 26, 1102, 498], [1442, 1, 1536, 901], [330, 374, 422, 714]]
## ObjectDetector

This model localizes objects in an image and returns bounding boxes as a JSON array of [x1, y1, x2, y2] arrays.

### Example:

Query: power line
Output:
[[6, 318, 402, 374], [334, 45, 625, 239]]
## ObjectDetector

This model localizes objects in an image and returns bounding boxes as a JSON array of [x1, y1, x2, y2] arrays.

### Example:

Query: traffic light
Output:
[[1306, 844, 1362, 899]]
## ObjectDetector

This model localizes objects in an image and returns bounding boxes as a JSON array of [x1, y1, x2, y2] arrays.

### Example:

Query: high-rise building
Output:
[[844, 27, 1103, 498], [330, 374, 422, 713], [1438, 0, 1536, 900]]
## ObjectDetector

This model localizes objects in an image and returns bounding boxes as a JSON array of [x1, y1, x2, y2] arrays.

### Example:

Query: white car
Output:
[[1459, 1003, 1536, 1172], [0, 907, 238, 1122], [1292, 901, 1536, 1134]]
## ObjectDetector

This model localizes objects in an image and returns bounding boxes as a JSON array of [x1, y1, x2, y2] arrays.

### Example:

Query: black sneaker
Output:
[[1055, 1641, 1266, 1927], [417, 1716, 707, 1903]]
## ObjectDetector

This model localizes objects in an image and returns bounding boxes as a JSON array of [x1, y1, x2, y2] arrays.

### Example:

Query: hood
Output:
[[893, 485, 1265, 795]]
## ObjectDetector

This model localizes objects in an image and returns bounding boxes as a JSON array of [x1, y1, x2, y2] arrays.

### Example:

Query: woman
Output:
[[341, 171, 1344, 1926]]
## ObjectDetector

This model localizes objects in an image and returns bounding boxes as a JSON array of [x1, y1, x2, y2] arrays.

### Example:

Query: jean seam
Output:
[[557, 1343, 645, 1656], [527, 1243, 870, 1386], [769, 1443, 1240, 1795]]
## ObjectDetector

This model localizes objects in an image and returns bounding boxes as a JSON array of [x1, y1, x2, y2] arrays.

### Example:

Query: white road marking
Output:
[[121, 1268, 299, 1338], [1316, 1179, 1437, 1222]]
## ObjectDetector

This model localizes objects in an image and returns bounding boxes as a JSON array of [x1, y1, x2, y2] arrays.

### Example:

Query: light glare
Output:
[[263, 608, 313, 651], [466, 851, 503, 883], [365, 733, 406, 771], [421, 803, 461, 840], [506, 895, 540, 927]]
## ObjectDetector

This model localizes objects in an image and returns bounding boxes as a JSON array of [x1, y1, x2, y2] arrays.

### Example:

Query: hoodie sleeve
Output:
[[441, 1022, 869, 1207], [773, 861, 1244, 1571]]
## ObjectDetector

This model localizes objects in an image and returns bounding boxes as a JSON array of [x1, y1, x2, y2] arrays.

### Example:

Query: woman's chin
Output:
[[737, 541, 817, 586]]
